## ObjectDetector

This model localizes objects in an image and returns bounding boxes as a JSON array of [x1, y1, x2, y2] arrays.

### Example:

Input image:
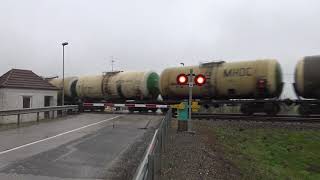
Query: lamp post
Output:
[[61, 42, 68, 106]]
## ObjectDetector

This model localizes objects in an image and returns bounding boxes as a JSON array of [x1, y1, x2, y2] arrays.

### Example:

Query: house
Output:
[[0, 69, 59, 124]]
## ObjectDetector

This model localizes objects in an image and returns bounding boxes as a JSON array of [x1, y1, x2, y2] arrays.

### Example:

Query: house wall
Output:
[[0, 88, 58, 124]]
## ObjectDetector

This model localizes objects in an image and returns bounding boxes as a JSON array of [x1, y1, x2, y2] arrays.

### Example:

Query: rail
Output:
[[133, 108, 172, 180], [192, 113, 320, 123], [0, 105, 78, 125]]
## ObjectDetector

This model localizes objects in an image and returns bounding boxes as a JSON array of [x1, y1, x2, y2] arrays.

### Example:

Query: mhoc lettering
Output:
[[224, 68, 252, 77]]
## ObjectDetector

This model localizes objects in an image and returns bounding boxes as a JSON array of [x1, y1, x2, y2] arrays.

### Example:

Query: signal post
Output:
[[176, 69, 206, 132]]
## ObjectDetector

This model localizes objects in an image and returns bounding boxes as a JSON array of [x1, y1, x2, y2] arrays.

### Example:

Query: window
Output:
[[44, 96, 53, 107], [23, 96, 31, 108]]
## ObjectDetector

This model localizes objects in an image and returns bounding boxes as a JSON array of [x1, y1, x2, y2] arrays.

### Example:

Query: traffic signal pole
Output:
[[188, 69, 193, 132], [176, 69, 205, 132]]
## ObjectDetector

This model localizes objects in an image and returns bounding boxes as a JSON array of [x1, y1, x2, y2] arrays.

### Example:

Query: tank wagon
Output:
[[160, 59, 283, 115], [49, 71, 161, 111], [76, 71, 159, 100], [294, 55, 320, 115], [49, 76, 78, 103]]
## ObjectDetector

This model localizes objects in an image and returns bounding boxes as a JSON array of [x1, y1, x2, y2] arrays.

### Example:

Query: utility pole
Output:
[[188, 69, 193, 132], [110, 56, 115, 72]]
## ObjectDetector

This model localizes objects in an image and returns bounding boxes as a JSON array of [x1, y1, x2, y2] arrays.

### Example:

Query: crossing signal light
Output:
[[177, 74, 188, 85], [194, 74, 206, 86]]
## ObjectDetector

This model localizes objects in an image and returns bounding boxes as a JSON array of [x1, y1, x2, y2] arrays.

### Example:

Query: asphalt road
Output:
[[0, 113, 162, 180]]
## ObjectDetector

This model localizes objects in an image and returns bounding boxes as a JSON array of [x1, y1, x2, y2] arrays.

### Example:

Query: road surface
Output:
[[0, 113, 161, 180]]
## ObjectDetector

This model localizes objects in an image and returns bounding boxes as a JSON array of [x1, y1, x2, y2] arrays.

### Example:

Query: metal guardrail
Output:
[[0, 105, 78, 125], [133, 108, 172, 180]]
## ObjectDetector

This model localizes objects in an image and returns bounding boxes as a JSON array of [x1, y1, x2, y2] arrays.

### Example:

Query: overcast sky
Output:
[[1, 0, 319, 97]]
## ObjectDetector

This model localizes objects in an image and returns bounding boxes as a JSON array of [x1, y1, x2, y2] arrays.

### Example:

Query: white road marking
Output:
[[0, 116, 121, 155]]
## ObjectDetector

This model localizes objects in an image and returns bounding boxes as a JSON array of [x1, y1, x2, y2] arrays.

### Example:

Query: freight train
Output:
[[49, 71, 162, 112], [48, 55, 320, 115]]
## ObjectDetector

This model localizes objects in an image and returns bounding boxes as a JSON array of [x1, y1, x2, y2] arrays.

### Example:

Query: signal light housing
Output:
[[194, 74, 206, 86], [176, 73, 188, 85]]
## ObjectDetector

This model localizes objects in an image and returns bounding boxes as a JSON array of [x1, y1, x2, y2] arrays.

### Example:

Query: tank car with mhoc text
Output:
[[160, 59, 284, 115]]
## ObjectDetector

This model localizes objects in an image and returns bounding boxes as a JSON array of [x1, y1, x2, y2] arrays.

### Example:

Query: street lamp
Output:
[[61, 42, 68, 106]]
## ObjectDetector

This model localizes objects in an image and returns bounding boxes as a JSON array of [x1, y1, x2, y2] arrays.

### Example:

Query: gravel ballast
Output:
[[161, 119, 242, 180]]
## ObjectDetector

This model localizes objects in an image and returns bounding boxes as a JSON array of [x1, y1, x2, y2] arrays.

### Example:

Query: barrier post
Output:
[[37, 112, 40, 122], [17, 114, 20, 126]]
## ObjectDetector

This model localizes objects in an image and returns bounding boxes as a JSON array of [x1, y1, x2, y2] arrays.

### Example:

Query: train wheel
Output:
[[151, 109, 157, 113], [240, 104, 253, 115], [244, 110, 253, 116], [203, 104, 210, 109], [298, 105, 310, 116], [265, 104, 280, 116], [161, 108, 169, 114]]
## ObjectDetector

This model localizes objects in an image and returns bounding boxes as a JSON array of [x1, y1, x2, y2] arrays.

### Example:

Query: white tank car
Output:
[[49, 76, 78, 98], [75, 71, 160, 100], [76, 75, 104, 99]]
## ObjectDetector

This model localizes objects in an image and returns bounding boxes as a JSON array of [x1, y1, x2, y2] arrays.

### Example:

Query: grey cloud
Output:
[[0, 0, 319, 98]]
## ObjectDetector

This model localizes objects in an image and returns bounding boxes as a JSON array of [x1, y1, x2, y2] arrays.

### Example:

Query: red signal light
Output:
[[195, 74, 206, 86], [176, 74, 188, 85]]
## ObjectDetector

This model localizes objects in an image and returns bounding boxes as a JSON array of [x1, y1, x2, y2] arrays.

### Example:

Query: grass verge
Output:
[[210, 124, 320, 180]]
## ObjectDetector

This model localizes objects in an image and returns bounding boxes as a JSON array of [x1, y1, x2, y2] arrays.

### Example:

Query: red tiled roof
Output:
[[0, 69, 59, 90]]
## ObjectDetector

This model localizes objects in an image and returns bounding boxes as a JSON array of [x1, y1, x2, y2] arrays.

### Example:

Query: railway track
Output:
[[191, 113, 320, 123], [84, 111, 320, 123]]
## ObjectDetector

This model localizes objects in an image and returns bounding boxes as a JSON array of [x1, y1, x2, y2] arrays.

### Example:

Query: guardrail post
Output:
[[37, 112, 40, 122], [157, 130, 162, 154], [154, 153, 160, 180], [17, 114, 20, 126], [164, 117, 168, 152], [161, 127, 165, 153], [147, 155, 154, 180]]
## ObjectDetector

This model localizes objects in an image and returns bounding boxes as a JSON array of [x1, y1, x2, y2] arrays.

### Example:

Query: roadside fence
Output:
[[133, 108, 172, 180]]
